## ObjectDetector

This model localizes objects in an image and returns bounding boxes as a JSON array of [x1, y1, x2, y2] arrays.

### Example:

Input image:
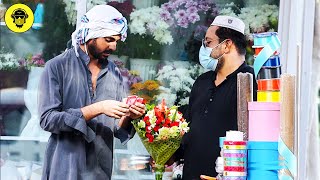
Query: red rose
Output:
[[144, 116, 150, 121], [146, 133, 154, 142], [156, 118, 163, 125], [146, 120, 151, 126], [146, 126, 152, 133], [165, 118, 171, 125], [154, 125, 160, 132], [170, 122, 179, 127]]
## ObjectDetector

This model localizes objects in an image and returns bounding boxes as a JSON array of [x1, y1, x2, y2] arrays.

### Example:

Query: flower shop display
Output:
[[130, 6, 173, 45], [160, 0, 217, 29], [219, 3, 279, 35], [0, 49, 28, 88], [237, 4, 278, 35], [159, 0, 218, 60], [113, 59, 143, 92], [156, 62, 205, 106], [128, 6, 171, 80], [131, 100, 189, 180], [0, 50, 20, 70], [130, 80, 161, 105], [18, 53, 45, 70]]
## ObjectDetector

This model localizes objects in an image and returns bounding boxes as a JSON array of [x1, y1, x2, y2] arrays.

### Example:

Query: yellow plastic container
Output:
[[257, 91, 280, 102]]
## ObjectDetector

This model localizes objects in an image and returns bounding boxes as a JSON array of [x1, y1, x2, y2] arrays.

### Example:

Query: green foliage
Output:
[[39, 0, 75, 61], [146, 104, 156, 111], [115, 33, 163, 60]]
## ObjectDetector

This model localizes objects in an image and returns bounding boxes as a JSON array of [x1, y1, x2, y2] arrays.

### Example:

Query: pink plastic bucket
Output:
[[248, 102, 280, 141]]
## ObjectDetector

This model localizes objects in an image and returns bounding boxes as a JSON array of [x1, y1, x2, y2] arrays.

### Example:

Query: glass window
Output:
[[0, 0, 280, 179]]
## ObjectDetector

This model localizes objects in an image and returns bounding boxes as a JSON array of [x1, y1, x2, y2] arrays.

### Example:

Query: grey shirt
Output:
[[39, 46, 133, 180]]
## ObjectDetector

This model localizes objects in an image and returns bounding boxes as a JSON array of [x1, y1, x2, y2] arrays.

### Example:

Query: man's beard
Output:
[[215, 57, 225, 72], [87, 39, 113, 61]]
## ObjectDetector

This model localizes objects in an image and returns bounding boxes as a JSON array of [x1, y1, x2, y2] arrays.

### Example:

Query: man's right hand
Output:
[[81, 100, 129, 121], [99, 100, 129, 119]]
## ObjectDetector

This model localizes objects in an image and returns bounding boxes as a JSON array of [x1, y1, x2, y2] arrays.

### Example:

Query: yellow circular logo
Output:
[[5, 4, 34, 33]]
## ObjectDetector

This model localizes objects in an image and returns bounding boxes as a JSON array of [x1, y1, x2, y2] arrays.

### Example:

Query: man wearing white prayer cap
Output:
[[173, 16, 257, 179], [38, 5, 145, 180]]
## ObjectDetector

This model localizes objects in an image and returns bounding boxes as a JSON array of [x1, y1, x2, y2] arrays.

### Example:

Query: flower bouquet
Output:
[[131, 100, 189, 180]]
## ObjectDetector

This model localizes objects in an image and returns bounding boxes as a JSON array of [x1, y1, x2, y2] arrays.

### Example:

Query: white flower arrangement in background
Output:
[[129, 6, 173, 45], [156, 62, 205, 106], [0, 50, 20, 70], [63, 0, 106, 26], [219, 3, 279, 35]]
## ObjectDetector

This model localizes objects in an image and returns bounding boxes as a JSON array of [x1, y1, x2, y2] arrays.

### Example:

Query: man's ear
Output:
[[224, 39, 233, 53]]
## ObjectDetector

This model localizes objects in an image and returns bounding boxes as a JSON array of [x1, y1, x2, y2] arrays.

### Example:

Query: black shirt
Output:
[[182, 62, 257, 180]]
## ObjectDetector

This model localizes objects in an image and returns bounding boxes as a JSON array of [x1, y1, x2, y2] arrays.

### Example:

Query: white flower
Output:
[[158, 127, 170, 140], [155, 62, 204, 106], [0, 51, 20, 70], [219, 7, 236, 17], [169, 126, 180, 138], [129, 6, 173, 45], [219, 4, 279, 35], [137, 120, 146, 128], [179, 122, 190, 133]]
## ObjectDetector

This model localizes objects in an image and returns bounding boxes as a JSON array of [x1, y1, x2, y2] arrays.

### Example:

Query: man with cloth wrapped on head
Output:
[[38, 5, 145, 180], [174, 16, 257, 179]]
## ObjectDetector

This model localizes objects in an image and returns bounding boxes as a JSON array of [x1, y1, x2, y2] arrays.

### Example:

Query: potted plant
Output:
[[0, 48, 28, 89]]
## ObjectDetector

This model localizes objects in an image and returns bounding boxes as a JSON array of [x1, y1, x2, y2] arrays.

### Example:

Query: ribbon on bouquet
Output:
[[253, 33, 281, 78]]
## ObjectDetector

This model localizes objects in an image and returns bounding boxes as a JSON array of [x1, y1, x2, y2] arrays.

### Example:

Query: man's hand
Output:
[[128, 102, 146, 119], [149, 155, 175, 172], [81, 100, 129, 121], [99, 100, 129, 119], [200, 175, 216, 180]]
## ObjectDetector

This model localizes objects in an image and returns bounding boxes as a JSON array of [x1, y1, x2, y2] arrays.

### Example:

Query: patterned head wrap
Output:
[[71, 5, 127, 57]]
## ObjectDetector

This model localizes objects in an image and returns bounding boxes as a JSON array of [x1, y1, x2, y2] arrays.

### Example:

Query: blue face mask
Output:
[[199, 39, 226, 71]]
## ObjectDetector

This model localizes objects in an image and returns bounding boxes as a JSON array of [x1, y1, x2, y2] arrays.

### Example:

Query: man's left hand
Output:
[[128, 102, 146, 119]]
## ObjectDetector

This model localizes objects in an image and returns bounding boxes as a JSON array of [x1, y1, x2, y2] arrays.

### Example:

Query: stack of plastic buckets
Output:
[[252, 32, 281, 102]]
